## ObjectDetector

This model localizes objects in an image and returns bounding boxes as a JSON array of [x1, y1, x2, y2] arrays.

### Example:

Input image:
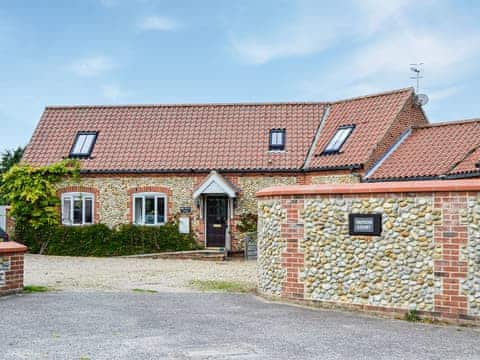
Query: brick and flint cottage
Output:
[[22, 87, 480, 252]]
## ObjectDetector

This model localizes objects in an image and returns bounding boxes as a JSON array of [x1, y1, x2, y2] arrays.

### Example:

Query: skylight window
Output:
[[322, 125, 355, 154], [269, 129, 286, 151], [70, 132, 97, 158]]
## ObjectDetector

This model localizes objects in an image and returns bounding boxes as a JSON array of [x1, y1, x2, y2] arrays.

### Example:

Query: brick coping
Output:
[[256, 179, 480, 197], [0, 241, 27, 254]]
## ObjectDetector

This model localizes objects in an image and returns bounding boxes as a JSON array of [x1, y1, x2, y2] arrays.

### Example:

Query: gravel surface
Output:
[[2, 291, 479, 360], [24, 254, 257, 292]]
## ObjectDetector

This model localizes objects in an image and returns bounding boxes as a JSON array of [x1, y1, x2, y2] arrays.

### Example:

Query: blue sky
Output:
[[1, 0, 480, 152]]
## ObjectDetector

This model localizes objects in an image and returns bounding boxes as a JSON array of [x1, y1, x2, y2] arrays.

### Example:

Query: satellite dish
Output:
[[414, 94, 429, 106]]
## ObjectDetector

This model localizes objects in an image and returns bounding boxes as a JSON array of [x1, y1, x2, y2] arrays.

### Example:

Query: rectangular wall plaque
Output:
[[180, 207, 192, 214], [349, 213, 382, 236]]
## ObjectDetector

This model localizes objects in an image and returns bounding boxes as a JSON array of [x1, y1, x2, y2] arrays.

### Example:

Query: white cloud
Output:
[[70, 56, 115, 77], [230, 14, 342, 65], [136, 15, 180, 32], [428, 86, 461, 101], [101, 84, 125, 102]]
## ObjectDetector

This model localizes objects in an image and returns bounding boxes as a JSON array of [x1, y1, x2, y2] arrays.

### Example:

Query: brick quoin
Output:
[[0, 242, 28, 296], [433, 192, 469, 319], [280, 198, 305, 300]]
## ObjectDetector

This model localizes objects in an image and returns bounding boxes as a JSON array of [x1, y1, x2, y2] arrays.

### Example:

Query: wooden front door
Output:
[[206, 196, 227, 247]]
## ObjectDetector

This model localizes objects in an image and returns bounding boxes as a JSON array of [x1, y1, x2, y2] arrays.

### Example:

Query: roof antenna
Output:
[[410, 63, 423, 92], [410, 63, 429, 106]]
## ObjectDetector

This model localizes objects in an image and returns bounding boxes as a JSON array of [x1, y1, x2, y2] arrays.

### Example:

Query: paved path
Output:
[[25, 254, 256, 292], [1, 291, 479, 360]]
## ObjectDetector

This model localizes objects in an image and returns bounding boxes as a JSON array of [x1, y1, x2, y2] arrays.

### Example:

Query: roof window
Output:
[[70, 131, 97, 158], [322, 125, 355, 154], [269, 129, 286, 151]]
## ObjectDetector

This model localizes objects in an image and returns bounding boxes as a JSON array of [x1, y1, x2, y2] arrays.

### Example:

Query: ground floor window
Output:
[[61, 192, 94, 225], [133, 193, 167, 225]]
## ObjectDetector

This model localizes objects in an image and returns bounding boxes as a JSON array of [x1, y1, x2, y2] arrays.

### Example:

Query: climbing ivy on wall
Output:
[[0, 160, 79, 229]]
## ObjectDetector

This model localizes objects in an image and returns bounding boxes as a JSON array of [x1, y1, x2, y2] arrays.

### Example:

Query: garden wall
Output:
[[0, 242, 27, 296], [256, 180, 480, 324]]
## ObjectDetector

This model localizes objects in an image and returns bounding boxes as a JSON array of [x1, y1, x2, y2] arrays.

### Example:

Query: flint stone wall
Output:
[[257, 181, 480, 323]]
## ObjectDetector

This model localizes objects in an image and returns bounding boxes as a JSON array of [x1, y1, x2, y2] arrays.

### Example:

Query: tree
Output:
[[0, 146, 25, 204], [0, 160, 79, 229], [0, 147, 24, 174]]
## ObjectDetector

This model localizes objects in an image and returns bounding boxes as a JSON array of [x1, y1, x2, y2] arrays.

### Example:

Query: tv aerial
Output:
[[410, 63, 429, 106]]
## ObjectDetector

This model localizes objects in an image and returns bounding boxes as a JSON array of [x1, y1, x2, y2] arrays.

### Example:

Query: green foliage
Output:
[[0, 147, 24, 174], [23, 285, 50, 293], [404, 309, 421, 322], [0, 146, 25, 203], [0, 160, 79, 229], [15, 222, 201, 256], [236, 212, 258, 233]]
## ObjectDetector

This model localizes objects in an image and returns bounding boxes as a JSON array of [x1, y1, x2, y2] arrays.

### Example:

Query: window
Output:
[[269, 129, 286, 151], [322, 125, 355, 154], [132, 193, 167, 225], [70, 131, 97, 158], [61, 192, 94, 225]]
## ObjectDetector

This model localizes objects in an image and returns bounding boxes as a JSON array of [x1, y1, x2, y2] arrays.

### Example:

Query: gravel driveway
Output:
[[24, 254, 257, 292], [2, 291, 480, 360]]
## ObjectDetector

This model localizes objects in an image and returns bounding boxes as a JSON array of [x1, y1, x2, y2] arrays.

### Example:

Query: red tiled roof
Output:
[[368, 119, 480, 180], [306, 88, 413, 169], [22, 88, 415, 173]]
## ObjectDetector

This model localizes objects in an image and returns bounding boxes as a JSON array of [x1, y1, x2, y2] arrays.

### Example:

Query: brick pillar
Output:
[[0, 242, 28, 296], [433, 192, 469, 320], [280, 198, 305, 300]]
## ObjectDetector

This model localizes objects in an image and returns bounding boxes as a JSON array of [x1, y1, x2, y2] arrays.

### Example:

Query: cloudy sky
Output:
[[1, 0, 479, 151]]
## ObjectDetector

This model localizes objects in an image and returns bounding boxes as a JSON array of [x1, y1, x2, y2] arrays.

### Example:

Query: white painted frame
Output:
[[61, 192, 94, 226], [132, 192, 167, 226]]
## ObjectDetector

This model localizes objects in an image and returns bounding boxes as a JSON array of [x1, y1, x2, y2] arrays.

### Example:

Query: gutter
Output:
[[79, 163, 363, 175]]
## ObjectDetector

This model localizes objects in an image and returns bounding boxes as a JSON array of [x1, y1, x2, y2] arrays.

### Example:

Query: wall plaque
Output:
[[180, 207, 192, 214], [349, 213, 382, 236]]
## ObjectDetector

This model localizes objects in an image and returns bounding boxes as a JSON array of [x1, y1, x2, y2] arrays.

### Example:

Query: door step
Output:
[[125, 250, 225, 261]]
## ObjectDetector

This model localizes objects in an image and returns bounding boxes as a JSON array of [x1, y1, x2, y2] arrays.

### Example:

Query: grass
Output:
[[23, 285, 50, 293], [404, 309, 421, 322], [132, 288, 158, 293], [189, 280, 254, 293]]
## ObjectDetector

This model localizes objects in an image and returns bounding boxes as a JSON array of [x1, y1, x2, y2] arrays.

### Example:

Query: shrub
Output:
[[236, 212, 258, 234], [15, 222, 201, 257]]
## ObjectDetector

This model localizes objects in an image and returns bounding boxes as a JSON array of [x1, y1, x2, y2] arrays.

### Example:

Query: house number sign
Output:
[[349, 213, 382, 236], [180, 207, 192, 214]]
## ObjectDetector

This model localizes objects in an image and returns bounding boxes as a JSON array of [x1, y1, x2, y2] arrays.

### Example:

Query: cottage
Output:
[[22, 87, 480, 253]]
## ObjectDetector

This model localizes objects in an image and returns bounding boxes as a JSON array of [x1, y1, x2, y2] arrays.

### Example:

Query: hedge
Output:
[[15, 222, 201, 256]]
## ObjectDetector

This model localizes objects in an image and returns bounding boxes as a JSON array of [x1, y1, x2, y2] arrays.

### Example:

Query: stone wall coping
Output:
[[256, 179, 480, 197], [0, 241, 27, 254]]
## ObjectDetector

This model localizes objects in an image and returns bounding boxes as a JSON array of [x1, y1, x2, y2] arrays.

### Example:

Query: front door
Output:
[[206, 196, 227, 247]]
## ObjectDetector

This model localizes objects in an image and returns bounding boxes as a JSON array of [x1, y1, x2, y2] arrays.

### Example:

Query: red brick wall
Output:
[[0, 243, 27, 296], [433, 192, 470, 321]]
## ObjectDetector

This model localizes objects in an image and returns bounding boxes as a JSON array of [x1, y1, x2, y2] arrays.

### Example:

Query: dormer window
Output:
[[70, 131, 97, 158], [322, 125, 355, 154], [269, 129, 286, 151]]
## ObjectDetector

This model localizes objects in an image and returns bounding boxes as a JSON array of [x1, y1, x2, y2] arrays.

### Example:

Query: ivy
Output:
[[0, 160, 79, 229]]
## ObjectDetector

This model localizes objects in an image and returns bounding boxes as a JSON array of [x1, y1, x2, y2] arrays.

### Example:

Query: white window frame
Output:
[[132, 192, 167, 226], [323, 125, 355, 153], [61, 192, 94, 226]]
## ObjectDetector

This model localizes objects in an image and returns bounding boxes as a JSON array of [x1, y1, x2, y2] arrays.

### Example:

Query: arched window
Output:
[[61, 192, 94, 225], [132, 192, 167, 225]]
